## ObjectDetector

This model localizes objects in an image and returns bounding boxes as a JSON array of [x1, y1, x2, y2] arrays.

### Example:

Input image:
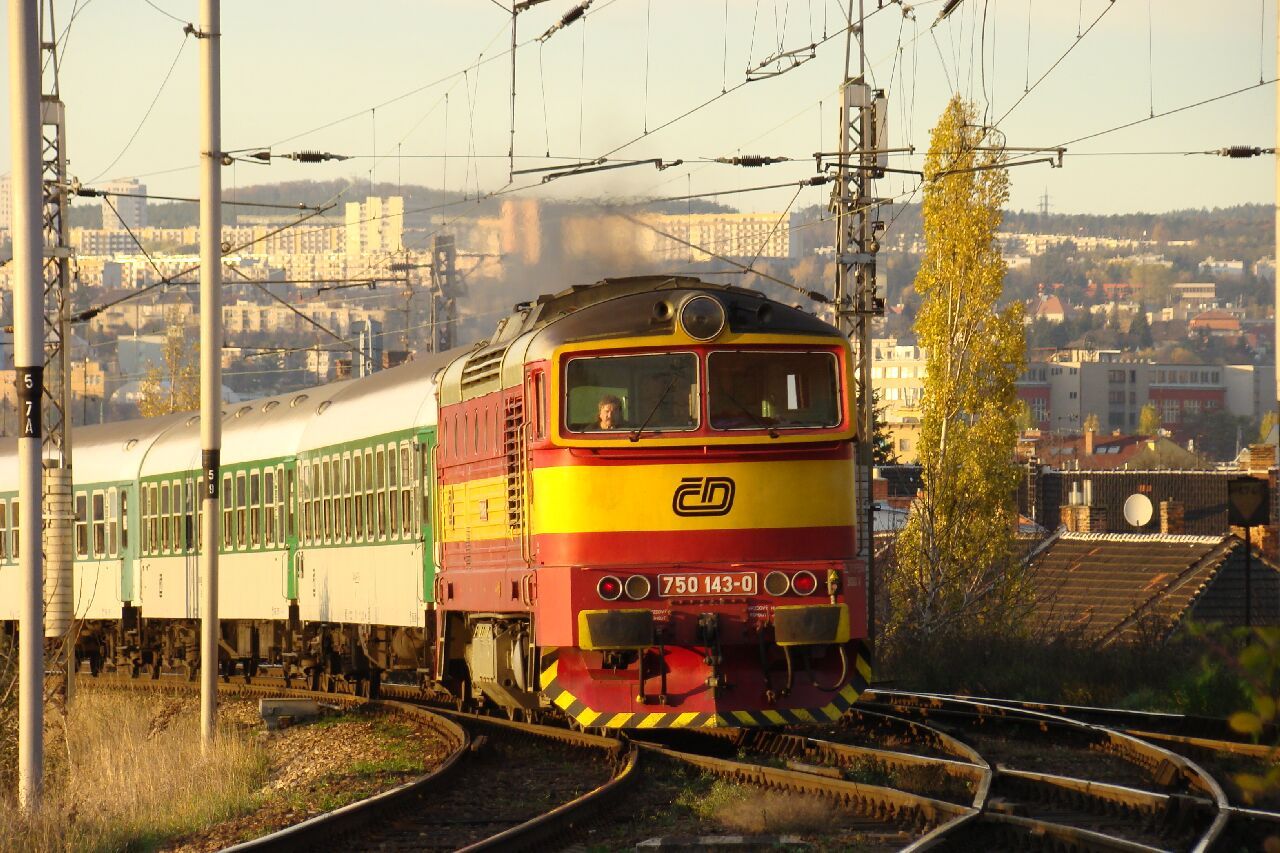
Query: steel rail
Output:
[[456, 746, 640, 852], [861, 691, 1234, 852], [82, 673, 632, 851], [865, 689, 1277, 745], [633, 739, 976, 830]]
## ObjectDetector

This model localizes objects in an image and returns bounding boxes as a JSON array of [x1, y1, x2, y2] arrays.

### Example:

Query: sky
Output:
[[0, 0, 1276, 218]]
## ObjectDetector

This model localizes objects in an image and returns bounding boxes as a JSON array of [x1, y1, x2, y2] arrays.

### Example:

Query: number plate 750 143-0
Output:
[[658, 572, 757, 597]]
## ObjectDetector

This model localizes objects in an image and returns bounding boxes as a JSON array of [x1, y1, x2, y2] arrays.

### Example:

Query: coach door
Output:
[[417, 433, 433, 606]]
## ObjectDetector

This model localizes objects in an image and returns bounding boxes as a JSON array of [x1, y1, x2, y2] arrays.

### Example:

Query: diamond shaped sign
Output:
[[1228, 477, 1270, 527]]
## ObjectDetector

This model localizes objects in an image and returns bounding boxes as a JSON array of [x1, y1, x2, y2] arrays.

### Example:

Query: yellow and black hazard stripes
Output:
[[537, 644, 872, 730]]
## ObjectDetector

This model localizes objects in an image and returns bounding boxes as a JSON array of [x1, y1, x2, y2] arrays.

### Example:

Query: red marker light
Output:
[[597, 576, 623, 601], [791, 570, 818, 596]]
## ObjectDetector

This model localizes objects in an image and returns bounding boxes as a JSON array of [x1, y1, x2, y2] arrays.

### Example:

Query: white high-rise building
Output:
[[100, 179, 147, 231], [345, 196, 404, 255]]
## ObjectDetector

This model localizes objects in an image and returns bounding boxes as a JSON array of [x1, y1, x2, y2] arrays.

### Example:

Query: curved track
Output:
[[82, 674, 1280, 851], [85, 674, 634, 852]]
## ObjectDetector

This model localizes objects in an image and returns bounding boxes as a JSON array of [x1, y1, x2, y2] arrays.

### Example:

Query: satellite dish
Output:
[[1123, 493, 1154, 528]]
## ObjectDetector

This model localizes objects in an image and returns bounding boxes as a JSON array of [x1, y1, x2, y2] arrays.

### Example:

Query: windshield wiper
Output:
[[629, 375, 680, 442], [722, 392, 779, 438]]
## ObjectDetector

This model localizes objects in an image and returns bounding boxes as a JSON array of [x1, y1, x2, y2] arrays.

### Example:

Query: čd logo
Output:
[[672, 476, 736, 517]]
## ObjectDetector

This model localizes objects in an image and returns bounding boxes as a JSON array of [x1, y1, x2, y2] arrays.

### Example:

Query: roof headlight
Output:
[[679, 295, 726, 341]]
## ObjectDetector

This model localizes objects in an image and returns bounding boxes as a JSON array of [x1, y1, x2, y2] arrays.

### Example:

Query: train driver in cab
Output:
[[597, 394, 625, 429]]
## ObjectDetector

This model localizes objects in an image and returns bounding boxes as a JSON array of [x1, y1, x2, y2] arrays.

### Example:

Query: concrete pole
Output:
[[1274, 13, 1279, 447], [198, 0, 223, 751], [9, 0, 45, 811]]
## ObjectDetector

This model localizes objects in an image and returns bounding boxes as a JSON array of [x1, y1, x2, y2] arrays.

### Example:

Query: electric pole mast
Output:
[[832, 0, 884, 661], [9, 0, 45, 811], [38, 0, 75, 703], [197, 0, 223, 751]]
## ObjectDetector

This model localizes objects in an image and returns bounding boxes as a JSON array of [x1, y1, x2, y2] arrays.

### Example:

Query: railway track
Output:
[[83, 673, 1280, 851], [86, 673, 635, 852]]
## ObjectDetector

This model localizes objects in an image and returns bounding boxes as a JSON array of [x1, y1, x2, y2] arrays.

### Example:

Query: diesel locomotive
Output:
[[0, 276, 870, 728]]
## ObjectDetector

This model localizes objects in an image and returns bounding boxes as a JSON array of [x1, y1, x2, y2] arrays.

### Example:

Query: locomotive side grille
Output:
[[504, 396, 525, 533], [460, 346, 507, 393]]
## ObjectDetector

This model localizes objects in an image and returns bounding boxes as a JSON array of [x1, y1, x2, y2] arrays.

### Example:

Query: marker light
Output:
[[679, 295, 726, 341], [624, 575, 652, 600], [791, 571, 819, 596], [597, 576, 623, 601], [763, 570, 791, 596]]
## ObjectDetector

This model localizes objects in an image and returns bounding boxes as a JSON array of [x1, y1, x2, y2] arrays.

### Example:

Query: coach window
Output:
[[10, 500, 18, 559], [222, 475, 233, 548], [92, 491, 105, 557], [182, 481, 195, 552], [364, 449, 375, 539], [342, 455, 353, 541], [321, 458, 333, 543], [235, 472, 247, 548], [300, 463, 311, 544], [249, 470, 261, 548], [353, 453, 365, 540], [160, 483, 171, 553], [140, 488, 150, 554], [194, 487, 202, 552], [401, 443, 414, 536], [264, 469, 276, 547], [335, 455, 345, 540], [74, 493, 88, 557], [171, 480, 182, 552], [107, 488, 118, 556], [375, 446, 387, 538], [120, 491, 129, 552], [0, 501, 8, 560], [286, 467, 296, 541], [387, 444, 399, 538]]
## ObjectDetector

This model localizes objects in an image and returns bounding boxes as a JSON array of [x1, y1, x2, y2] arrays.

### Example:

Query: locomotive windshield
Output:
[[708, 351, 841, 430], [564, 352, 698, 432]]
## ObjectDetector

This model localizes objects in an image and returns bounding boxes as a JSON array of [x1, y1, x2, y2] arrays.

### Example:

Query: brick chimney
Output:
[[1247, 444, 1277, 477], [1084, 427, 1095, 456], [1060, 504, 1108, 533], [1159, 500, 1185, 535]]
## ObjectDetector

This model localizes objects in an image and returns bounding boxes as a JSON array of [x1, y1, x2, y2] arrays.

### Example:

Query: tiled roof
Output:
[[1027, 530, 1278, 646]]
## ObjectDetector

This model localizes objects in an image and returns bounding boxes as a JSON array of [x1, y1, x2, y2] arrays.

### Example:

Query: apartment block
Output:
[[345, 196, 405, 256], [100, 179, 147, 231]]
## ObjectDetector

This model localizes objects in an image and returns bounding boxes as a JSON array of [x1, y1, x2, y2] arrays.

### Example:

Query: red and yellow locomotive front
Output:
[[526, 285, 870, 728]]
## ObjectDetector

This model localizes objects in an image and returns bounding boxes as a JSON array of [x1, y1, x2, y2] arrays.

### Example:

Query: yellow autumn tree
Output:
[[890, 96, 1028, 639], [137, 307, 200, 417], [1138, 403, 1161, 436]]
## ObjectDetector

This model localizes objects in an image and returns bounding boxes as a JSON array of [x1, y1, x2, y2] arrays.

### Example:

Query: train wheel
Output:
[[307, 667, 321, 692]]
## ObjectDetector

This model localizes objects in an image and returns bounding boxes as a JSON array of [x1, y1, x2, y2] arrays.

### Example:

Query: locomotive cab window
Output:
[[708, 350, 841, 430], [564, 352, 698, 433]]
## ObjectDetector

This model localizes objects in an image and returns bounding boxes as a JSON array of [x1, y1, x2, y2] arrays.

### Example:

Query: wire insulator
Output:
[[1217, 146, 1265, 158], [717, 155, 788, 167]]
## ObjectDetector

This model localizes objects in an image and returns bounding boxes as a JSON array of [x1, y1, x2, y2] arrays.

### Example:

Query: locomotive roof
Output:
[[521, 275, 836, 340], [439, 276, 843, 403]]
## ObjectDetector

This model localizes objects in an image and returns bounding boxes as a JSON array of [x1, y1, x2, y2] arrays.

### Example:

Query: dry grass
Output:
[[679, 778, 833, 835], [0, 692, 268, 853]]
